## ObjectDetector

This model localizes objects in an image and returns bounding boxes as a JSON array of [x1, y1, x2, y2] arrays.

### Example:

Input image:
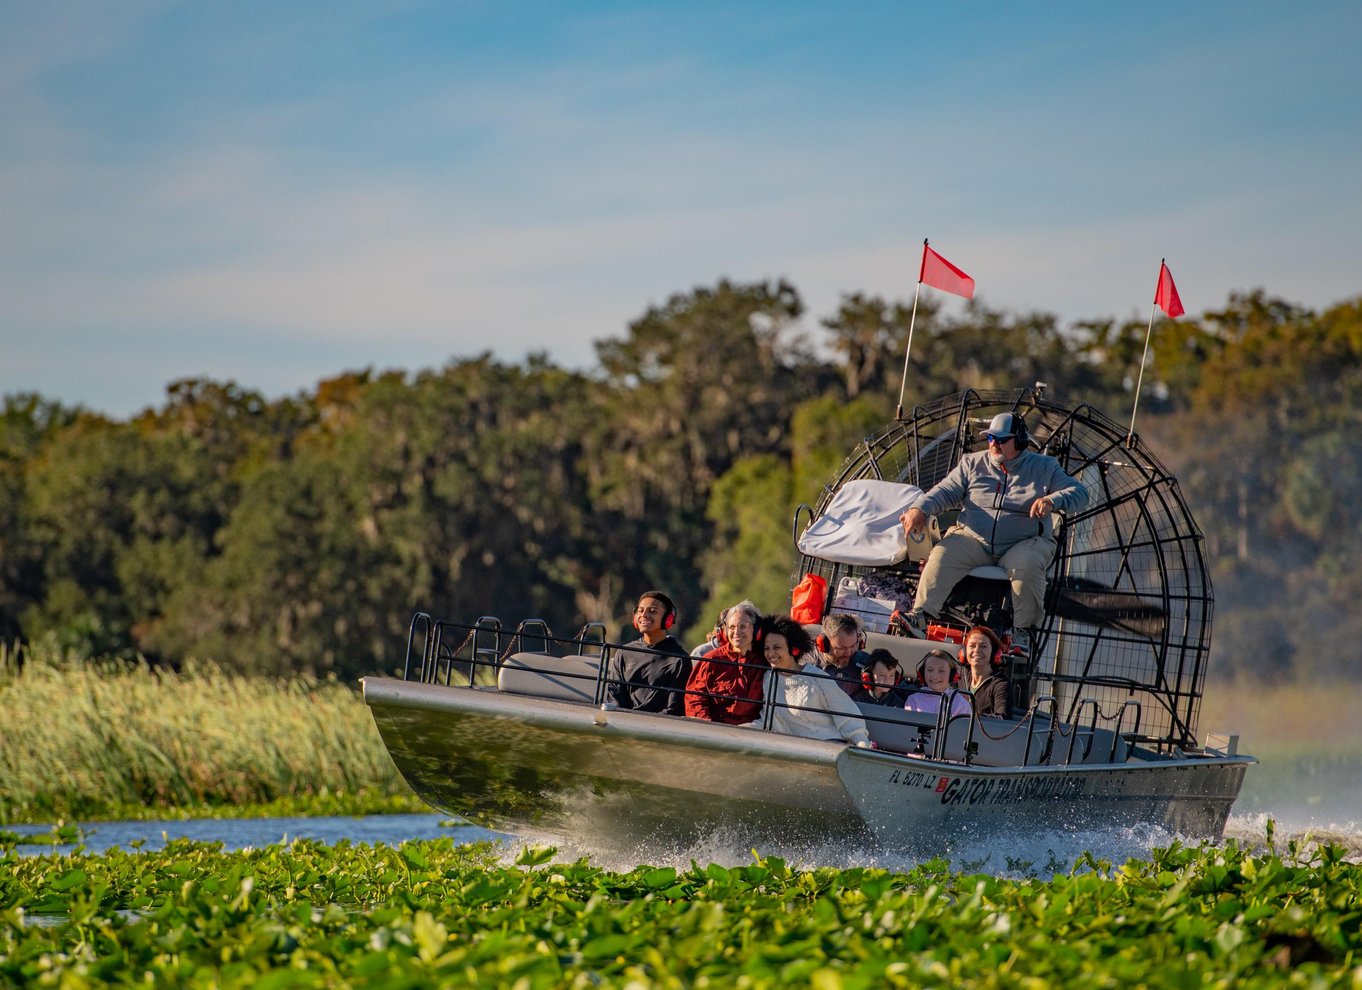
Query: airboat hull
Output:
[[363, 676, 868, 849], [364, 676, 1251, 853], [835, 748, 1250, 848]]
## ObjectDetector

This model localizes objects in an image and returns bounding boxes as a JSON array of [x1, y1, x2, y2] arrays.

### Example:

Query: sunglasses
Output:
[[985, 433, 1015, 444]]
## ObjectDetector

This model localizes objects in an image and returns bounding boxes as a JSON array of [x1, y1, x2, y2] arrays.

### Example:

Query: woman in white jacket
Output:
[[752, 615, 872, 747]]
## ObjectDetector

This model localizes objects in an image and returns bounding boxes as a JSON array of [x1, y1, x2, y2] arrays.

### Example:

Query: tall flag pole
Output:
[[896, 239, 975, 419], [895, 279, 924, 421], [1128, 259, 1185, 445]]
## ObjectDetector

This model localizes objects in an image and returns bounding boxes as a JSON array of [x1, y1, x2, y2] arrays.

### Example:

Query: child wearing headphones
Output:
[[851, 648, 911, 707], [961, 625, 1009, 717], [903, 648, 972, 718], [750, 615, 872, 747], [605, 591, 693, 715]]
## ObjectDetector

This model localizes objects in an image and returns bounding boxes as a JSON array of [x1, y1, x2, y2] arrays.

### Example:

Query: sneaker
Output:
[[1011, 627, 1034, 653], [898, 608, 929, 639]]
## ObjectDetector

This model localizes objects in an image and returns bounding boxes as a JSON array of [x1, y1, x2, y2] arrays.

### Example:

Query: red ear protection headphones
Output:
[[861, 659, 904, 691], [916, 649, 962, 687], [958, 626, 1004, 670], [815, 630, 867, 654]]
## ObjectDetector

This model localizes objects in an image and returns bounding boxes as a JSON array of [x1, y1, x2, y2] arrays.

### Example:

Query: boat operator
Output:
[[897, 412, 1088, 652]]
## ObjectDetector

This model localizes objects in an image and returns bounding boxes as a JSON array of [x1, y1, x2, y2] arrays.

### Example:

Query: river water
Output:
[[6, 814, 504, 858], [7, 804, 1360, 877], [7, 766, 1360, 874]]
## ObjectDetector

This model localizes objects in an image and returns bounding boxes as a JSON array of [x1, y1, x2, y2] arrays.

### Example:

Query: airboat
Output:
[[363, 386, 1253, 853]]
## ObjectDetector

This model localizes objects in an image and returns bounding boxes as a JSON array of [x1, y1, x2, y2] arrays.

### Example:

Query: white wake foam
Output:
[[494, 804, 1362, 877]]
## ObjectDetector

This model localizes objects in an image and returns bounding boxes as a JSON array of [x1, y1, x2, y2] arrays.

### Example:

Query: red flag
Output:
[[1154, 260, 1184, 318], [919, 243, 975, 299]]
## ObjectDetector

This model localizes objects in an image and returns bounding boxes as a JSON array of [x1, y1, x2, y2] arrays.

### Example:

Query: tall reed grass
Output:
[[0, 642, 413, 823]]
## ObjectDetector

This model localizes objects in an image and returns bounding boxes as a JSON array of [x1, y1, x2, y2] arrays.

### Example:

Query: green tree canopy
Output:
[[2, 282, 1359, 683]]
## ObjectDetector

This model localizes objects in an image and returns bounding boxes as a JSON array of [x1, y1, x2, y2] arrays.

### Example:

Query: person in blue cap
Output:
[[897, 412, 1087, 652]]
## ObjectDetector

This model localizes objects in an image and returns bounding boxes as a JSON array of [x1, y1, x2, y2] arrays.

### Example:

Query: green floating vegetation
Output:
[[0, 650, 415, 825], [1, 835, 1360, 987]]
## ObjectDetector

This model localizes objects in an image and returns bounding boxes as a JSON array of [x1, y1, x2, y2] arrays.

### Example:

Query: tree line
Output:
[[2, 281, 1359, 682]]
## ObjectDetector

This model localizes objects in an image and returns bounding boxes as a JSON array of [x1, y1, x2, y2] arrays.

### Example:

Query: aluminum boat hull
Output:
[[363, 676, 1252, 853]]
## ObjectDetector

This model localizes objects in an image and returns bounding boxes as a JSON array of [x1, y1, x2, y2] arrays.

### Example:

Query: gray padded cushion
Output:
[[497, 652, 601, 704]]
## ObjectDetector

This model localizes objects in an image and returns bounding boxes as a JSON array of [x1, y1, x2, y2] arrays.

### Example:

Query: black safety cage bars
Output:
[[790, 386, 1213, 752]]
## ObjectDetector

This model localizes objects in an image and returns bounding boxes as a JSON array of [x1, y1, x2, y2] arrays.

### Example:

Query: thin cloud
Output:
[[2, 1, 1360, 419]]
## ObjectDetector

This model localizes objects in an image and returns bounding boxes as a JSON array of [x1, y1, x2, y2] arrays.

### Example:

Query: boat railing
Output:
[[575, 622, 608, 657], [942, 707, 976, 763], [514, 619, 553, 656], [791, 503, 814, 546], [404, 611, 433, 682], [470, 616, 505, 683], [398, 613, 1149, 766], [1063, 698, 1100, 764], [951, 694, 1043, 766], [1110, 699, 1143, 761], [1023, 695, 1059, 765]]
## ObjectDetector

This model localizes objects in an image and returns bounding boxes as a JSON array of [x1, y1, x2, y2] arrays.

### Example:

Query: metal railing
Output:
[[398, 612, 1155, 767]]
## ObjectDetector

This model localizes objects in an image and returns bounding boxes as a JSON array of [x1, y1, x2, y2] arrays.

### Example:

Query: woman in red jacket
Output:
[[684, 600, 767, 723]]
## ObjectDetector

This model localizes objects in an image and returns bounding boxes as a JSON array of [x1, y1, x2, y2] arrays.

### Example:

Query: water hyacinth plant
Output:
[[2, 834, 1360, 987]]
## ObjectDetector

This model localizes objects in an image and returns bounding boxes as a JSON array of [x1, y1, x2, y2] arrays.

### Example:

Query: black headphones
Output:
[[985, 413, 1031, 450], [634, 591, 676, 632], [916, 648, 962, 687], [958, 626, 1004, 670]]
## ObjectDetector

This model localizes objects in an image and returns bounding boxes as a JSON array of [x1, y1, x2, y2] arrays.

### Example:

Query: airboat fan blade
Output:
[[1052, 577, 1167, 640]]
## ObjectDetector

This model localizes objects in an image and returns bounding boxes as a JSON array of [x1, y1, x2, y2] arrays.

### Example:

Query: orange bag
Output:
[[790, 573, 828, 624]]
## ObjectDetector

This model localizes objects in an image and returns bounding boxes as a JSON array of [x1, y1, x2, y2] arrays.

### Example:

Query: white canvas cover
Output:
[[797, 479, 925, 566]]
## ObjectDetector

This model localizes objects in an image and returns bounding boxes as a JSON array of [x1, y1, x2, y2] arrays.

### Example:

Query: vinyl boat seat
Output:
[[497, 652, 601, 704]]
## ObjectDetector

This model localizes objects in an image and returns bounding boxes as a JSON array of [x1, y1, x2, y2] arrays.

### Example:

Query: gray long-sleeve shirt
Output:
[[909, 449, 1088, 556]]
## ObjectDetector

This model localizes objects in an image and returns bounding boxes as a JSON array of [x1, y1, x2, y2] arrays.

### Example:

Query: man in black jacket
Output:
[[605, 591, 692, 715], [814, 613, 871, 697]]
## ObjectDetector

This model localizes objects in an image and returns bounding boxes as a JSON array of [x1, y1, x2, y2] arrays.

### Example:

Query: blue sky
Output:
[[3, 1, 1359, 417]]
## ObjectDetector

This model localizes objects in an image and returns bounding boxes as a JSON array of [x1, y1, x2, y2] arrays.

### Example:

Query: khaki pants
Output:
[[912, 525, 1056, 629]]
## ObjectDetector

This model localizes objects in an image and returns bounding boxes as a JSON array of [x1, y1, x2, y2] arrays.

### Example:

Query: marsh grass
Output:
[[0, 643, 418, 824]]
